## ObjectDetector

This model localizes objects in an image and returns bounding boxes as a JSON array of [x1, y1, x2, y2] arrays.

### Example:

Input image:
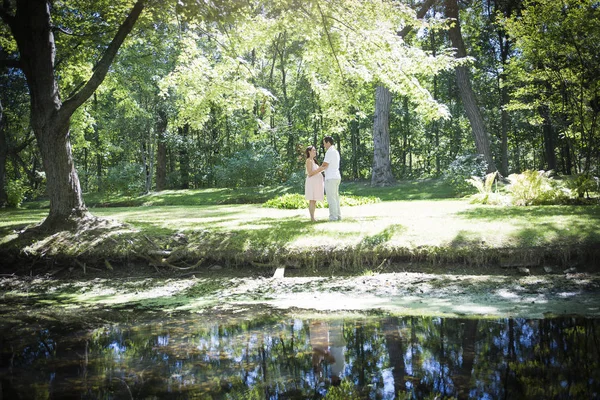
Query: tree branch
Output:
[[61, 0, 146, 117], [315, 0, 345, 81], [398, 0, 437, 38]]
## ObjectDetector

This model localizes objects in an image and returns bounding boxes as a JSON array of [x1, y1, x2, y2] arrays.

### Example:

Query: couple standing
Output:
[[305, 136, 341, 222]]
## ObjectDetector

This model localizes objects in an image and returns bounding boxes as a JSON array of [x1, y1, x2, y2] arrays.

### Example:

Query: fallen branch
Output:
[[135, 252, 199, 271]]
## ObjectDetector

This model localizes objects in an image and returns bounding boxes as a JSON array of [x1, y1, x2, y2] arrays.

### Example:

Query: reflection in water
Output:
[[1, 315, 598, 399]]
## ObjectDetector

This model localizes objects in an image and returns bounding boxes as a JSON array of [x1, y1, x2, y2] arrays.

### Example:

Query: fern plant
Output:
[[466, 171, 503, 204], [506, 170, 566, 205]]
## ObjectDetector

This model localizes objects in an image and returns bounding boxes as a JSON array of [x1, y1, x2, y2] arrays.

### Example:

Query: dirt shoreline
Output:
[[1, 263, 599, 319], [1, 221, 600, 319]]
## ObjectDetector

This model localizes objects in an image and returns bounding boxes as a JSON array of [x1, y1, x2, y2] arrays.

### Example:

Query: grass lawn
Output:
[[1, 179, 599, 271]]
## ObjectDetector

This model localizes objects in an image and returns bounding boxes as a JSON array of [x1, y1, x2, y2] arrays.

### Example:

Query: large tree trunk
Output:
[[1, 0, 145, 231], [371, 85, 396, 186], [0, 99, 7, 205], [371, 0, 436, 186], [445, 0, 497, 173]]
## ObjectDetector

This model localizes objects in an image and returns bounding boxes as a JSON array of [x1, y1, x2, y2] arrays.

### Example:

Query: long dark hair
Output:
[[305, 145, 316, 159]]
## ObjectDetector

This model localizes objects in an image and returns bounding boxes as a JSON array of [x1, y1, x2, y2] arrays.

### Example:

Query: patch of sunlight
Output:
[[74, 279, 197, 305], [0, 233, 18, 244], [232, 224, 267, 231], [259, 292, 390, 311], [558, 292, 579, 298], [453, 304, 501, 314], [520, 297, 548, 304], [496, 289, 520, 299], [174, 298, 220, 311]]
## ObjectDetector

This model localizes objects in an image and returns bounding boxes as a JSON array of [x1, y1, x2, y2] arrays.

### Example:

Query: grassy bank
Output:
[[1, 180, 599, 275]]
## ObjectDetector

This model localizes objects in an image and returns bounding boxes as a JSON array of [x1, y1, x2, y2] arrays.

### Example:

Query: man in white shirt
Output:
[[321, 136, 341, 221]]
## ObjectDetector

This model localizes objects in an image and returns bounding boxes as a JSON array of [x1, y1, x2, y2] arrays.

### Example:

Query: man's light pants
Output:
[[325, 178, 341, 221]]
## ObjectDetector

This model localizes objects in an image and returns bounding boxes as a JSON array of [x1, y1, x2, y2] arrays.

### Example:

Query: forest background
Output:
[[1, 0, 599, 230]]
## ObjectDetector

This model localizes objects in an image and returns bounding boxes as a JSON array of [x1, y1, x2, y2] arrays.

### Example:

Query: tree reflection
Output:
[[0, 315, 598, 399]]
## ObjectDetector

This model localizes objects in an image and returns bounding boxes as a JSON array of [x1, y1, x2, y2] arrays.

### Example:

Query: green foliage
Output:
[[506, 170, 567, 206], [565, 173, 599, 199], [214, 146, 280, 188], [284, 170, 306, 193], [502, 0, 600, 175], [6, 179, 27, 208], [443, 154, 488, 195], [104, 163, 145, 197], [466, 172, 505, 205], [324, 379, 362, 399], [263, 193, 380, 209], [263, 193, 313, 209]]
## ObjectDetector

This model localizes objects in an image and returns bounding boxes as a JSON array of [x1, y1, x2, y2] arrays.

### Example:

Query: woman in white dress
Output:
[[305, 146, 325, 222]]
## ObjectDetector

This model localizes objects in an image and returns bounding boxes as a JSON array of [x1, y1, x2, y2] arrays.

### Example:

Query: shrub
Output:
[[565, 173, 599, 199], [263, 193, 381, 209], [214, 146, 279, 188], [6, 179, 28, 208], [105, 163, 145, 196], [285, 170, 305, 192], [443, 154, 488, 195], [264, 193, 313, 209], [506, 170, 567, 205]]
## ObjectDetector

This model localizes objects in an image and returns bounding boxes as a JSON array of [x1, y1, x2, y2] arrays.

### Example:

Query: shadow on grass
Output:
[[342, 179, 457, 201], [361, 224, 406, 247], [457, 205, 600, 220], [447, 221, 600, 267], [455, 205, 600, 247], [232, 216, 317, 247], [449, 230, 486, 248], [0, 209, 48, 241], [85, 186, 294, 208]]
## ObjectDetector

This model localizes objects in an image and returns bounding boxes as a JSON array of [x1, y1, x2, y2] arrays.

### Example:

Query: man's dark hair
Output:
[[323, 136, 334, 145]]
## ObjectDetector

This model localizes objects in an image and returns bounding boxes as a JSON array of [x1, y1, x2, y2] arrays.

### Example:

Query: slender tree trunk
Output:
[[179, 124, 190, 189], [350, 111, 359, 179], [277, 32, 296, 171], [383, 317, 405, 396], [494, 0, 518, 177], [500, 86, 510, 175], [155, 110, 168, 191], [371, 86, 395, 186], [453, 319, 478, 400], [498, 28, 511, 177], [445, 0, 497, 172], [0, 99, 7, 205], [539, 104, 557, 171], [82, 147, 88, 192], [1, 0, 145, 230], [142, 137, 153, 194], [93, 93, 103, 193], [430, 24, 441, 175]]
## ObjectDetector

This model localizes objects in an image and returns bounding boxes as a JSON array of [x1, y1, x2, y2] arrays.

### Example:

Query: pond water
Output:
[[1, 313, 598, 399]]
